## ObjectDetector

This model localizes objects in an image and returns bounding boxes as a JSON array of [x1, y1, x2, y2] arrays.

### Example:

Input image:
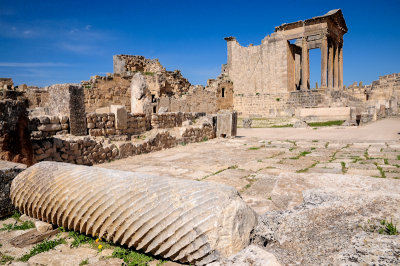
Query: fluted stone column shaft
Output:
[[10, 162, 257, 265], [334, 43, 339, 89], [301, 37, 309, 90], [320, 36, 328, 88], [339, 44, 343, 89], [328, 42, 334, 88]]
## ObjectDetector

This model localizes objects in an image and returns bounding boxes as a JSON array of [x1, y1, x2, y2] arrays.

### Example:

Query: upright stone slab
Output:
[[217, 110, 237, 138], [0, 160, 26, 218], [110, 105, 127, 129], [47, 84, 87, 136]]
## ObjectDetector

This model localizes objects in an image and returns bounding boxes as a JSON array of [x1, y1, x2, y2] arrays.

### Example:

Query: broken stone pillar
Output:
[[130, 73, 152, 116], [11, 162, 257, 265], [0, 160, 26, 218], [217, 110, 237, 138], [110, 105, 127, 130], [47, 84, 86, 136]]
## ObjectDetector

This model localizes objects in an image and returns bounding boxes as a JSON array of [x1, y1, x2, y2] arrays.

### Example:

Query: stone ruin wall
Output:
[[83, 74, 132, 113], [0, 78, 13, 90], [225, 36, 292, 117], [0, 98, 34, 166]]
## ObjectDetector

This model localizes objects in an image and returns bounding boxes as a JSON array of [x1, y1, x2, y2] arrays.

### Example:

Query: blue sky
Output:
[[0, 0, 399, 87]]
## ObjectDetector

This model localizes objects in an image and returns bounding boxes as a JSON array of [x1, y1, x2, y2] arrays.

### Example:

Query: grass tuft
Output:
[[0, 221, 35, 232], [270, 124, 292, 128], [308, 120, 344, 127], [19, 239, 65, 262], [290, 151, 311, 160], [112, 247, 153, 266], [378, 219, 398, 235], [1, 252, 15, 264]]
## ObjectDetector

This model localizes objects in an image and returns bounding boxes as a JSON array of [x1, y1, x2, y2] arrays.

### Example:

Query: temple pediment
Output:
[[275, 9, 348, 34]]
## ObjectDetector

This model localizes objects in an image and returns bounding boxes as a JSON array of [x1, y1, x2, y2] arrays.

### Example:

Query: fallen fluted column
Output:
[[10, 162, 257, 265]]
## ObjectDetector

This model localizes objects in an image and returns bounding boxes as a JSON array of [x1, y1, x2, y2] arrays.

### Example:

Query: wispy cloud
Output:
[[58, 42, 102, 55], [0, 62, 71, 67]]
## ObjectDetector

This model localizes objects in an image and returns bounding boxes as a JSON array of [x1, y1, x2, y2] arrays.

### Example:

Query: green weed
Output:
[[341, 162, 347, 174], [19, 239, 65, 262], [0, 221, 34, 232], [112, 247, 153, 266], [308, 120, 344, 127], [378, 219, 398, 235], [69, 231, 94, 248], [79, 259, 89, 266], [1, 252, 14, 264], [290, 151, 311, 160], [296, 160, 319, 173], [248, 147, 260, 150], [270, 124, 292, 128]]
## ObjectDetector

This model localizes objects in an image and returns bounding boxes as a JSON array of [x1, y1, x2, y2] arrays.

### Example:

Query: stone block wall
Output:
[[86, 113, 116, 137], [151, 112, 206, 129], [29, 115, 69, 139], [0, 161, 26, 217], [83, 75, 132, 113], [0, 99, 34, 165], [86, 112, 147, 137], [32, 136, 119, 165], [180, 123, 216, 143], [45, 84, 86, 136]]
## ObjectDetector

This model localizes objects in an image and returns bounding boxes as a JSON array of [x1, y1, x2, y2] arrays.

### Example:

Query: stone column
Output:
[[334, 43, 339, 89], [301, 37, 309, 90], [339, 44, 343, 89], [328, 41, 334, 88], [320, 35, 328, 89]]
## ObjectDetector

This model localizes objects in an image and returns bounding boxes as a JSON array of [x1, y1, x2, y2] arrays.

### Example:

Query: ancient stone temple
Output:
[[224, 9, 348, 117]]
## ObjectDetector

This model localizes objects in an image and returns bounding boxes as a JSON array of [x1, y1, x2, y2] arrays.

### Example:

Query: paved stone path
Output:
[[100, 118, 400, 214]]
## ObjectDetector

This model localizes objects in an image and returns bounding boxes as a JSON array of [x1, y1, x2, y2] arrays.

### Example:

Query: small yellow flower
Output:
[[98, 244, 103, 250], [95, 238, 100, 243]]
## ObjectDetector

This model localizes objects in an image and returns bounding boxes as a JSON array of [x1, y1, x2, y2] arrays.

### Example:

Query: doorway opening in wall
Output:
[[309, 49, 321, 90], [153, 106, 157, 113], [222, 88, 225, 97]]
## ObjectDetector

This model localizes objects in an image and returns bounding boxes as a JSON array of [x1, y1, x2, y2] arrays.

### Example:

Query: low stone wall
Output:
[[32, 136, 118, 165], [29, 115, 69, 139], [181, 122, 216, 143], [86, 113, 116, 136], [125, 113, 147, 135], [151, 112, 206, 129], [32, 118, 217, 165], [0, 160, 26, 217], [86, 112, 147, 137]]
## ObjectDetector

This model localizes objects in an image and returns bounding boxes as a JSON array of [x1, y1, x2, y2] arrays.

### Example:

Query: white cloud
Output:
[[0, 62, 70, 67]]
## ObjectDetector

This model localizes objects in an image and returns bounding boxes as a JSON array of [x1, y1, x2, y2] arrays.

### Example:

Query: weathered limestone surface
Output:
[[131, 73, 152, 115], [110, 105, 127, 130], [0, 99, 34, 165], [46, 84, 87, 135], [11, 162, 257, 265], [217, 111, 237, 137], [0, 160, 26, 218], [295, 107, 351, 122], [250, 173, 400, 265]]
